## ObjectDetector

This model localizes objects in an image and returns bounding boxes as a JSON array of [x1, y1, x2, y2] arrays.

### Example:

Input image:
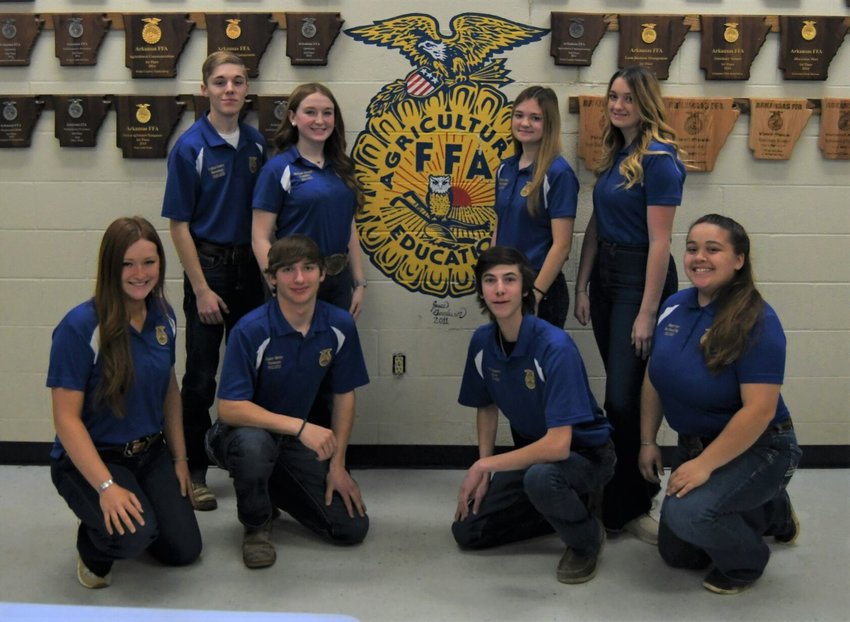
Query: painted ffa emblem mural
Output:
[[346, 14, 547, 297]]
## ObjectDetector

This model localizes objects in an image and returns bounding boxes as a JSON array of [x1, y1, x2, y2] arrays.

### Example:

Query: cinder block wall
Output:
[[1, 0, 847, 450]]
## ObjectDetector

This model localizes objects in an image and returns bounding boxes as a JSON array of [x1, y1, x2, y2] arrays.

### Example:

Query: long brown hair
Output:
[[511, 86, 562, 217], [94, 217, 168, 418], [271, 82, 364, 211], [690, 214, 764, 373], [595, 66, 681, 188]]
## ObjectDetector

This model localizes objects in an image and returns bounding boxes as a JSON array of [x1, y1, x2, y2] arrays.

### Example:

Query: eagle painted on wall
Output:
[[346, 13, 548, 115]]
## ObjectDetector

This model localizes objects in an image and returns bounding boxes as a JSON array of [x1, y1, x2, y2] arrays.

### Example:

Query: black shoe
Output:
[[702, 568, 754, 595], [774, 501, 800, 544], [557, 519, 605, 584]]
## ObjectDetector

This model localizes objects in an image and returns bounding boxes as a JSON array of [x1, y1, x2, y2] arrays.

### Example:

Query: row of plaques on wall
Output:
[[575, 97, 850, 166], [1, 94, 848, 162], [0, 12, 848, 80], [0, 13, 342, 74]]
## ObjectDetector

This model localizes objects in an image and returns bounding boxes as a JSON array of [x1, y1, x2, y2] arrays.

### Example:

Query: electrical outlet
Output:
[[392, 353, 406, 376]]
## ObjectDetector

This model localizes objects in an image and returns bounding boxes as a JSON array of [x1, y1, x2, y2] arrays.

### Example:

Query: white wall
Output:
[[1, 0, 848, 449]]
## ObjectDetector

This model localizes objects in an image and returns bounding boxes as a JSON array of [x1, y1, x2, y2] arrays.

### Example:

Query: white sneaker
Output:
[[77, 557, 112, 589], [624, 514, 659, 545]]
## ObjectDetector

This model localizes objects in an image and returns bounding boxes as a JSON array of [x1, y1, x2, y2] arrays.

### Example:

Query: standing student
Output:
[[161, 51, 267, 511], [206, 235, 369, 569], [573, 66, 686, 544], [494, 86, 579, 327], [48, 217, 201, 589], [452, 246, 615, 584], [639, 214, 801, 594], [252, 82, 367, 318]]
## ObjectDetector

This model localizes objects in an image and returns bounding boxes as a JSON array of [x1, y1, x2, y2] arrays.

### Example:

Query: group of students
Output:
[[47, 53, 801, 596]]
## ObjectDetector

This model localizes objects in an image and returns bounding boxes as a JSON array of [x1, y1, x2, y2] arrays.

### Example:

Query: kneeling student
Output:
[[207, 235, 369, 569], [453, 246, 615, 584]]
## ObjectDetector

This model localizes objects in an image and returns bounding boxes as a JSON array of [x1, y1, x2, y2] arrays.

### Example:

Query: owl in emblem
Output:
[[426, 175, 452, 219]]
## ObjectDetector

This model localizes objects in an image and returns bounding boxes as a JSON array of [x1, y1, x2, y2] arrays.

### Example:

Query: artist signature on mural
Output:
[[431, 300, 468, 325]]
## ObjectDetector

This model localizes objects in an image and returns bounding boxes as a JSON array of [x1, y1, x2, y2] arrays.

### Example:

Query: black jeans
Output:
[[536, 272, 569, 329], [589, 241, 677, 529], [181, 245, 264, 481], [51, 441, 201, 575]]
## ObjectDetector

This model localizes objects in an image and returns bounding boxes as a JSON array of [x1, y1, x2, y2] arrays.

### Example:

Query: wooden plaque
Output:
[[576, 95, 607, 171], [779, 16, 850, 80], [54, 14, 110, 66], [124, 13, 195, 78], [115, 96, 185, 158], [818, 98, 850, 160], [0, 13, 43, 66], [748, 99, 812, 160], [54, 95, 111, 147], [206, 13, 278, 78], [285, 13, 343, 66], [664, 97, 740, 172], [618, 15, 690, 80], [700, 16, 770, 80], [255, 95, 290, 142], [550, 13, 607, 66], [0, 96, 44, 147]]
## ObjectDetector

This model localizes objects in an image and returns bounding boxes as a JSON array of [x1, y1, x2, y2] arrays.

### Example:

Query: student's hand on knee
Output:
[[299, 423, 336, 461], [99, 484, 145, 536], [455, 466, 489, 521], [326, 466, 366, 518], [666, 459, 710, 498]]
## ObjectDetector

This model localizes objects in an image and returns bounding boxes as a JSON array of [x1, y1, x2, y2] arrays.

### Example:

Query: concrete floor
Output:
[[0, 466, 847, 621]]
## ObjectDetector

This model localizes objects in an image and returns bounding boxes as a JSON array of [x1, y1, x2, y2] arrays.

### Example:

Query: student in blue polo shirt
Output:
[[494, 86, 579, 328], [252, 82, 367, 318], [452, 246, 615, 584], [206, 235, 370, 569], [573, 66, 686, 544], [48, 217, 201, 589], [639, 214, 801, 595], [162, 51, 267, 511]]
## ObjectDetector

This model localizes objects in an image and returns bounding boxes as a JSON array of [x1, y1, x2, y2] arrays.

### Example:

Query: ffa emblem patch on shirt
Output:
[[249, 156, 259, 174], [524, 369, 536, 390], [155, 325, 168, 345], [699, 329, 710, 347], [319, 348, 333, 367], [520, 182, 531, 197]]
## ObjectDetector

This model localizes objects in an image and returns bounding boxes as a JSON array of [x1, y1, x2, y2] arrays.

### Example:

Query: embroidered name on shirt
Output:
[[663, 323, 680, 337], [293, 170, 313, 183], [208, 163, 226, 179], [488, 367, 501, 383], [265, 355, 283, 370]]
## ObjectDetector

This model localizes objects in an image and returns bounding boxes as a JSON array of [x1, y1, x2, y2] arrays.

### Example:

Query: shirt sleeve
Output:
[[252, 159, 286, 213], [46, 316, 94, 391], [544, 158, 579, 219], [217, 325, 260, 402], [161, 142, 200, 221], [540, 338, 598, 429], [643, 149, 685, 206], [458, 332, 493, 408], [735, 310, 787, 385], [327, 316, 370, 395]]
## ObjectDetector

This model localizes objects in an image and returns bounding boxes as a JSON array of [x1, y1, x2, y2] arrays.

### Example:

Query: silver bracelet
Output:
[[98, 478, 114, 493]]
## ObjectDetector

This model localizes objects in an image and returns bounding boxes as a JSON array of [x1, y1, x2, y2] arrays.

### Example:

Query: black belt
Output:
[[195, 239, 253, 265], [598, 239, 649, 253], [324, 253, 349, 276], [100, 432, 163, 457]]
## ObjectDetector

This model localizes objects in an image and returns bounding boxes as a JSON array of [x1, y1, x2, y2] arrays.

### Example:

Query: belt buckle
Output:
[[123, 440, 142, 457]]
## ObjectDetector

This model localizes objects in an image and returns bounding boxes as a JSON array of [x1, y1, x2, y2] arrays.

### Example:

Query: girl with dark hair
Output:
[[573, 67, 686, 543], [252, 82, 367, 318], [48, 217, 201, 589], [493, 86, 579, 327], [639, 214, 800, 595]]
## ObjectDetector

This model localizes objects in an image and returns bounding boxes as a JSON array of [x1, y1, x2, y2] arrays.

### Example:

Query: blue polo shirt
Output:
[[648, 288, 791, 437], [47, 298, 176, 459], [252, 146, 357, 255], [592, 140, 685, 246], [459, 314, 612, 448], [162, 114, 266, 246], [494, 154, 579, 270], [218, 298, 369, 419]]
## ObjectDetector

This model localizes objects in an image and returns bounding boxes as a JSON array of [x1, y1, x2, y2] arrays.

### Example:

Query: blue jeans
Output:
[[181, 246, 264, 481], [536, 272, 569, 329], [51, 441, 202, 576], [589, 241, 677, 529], [659, 427, 802, 584], [452, 442, 615, 554], [206, 423, 369, 544]]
